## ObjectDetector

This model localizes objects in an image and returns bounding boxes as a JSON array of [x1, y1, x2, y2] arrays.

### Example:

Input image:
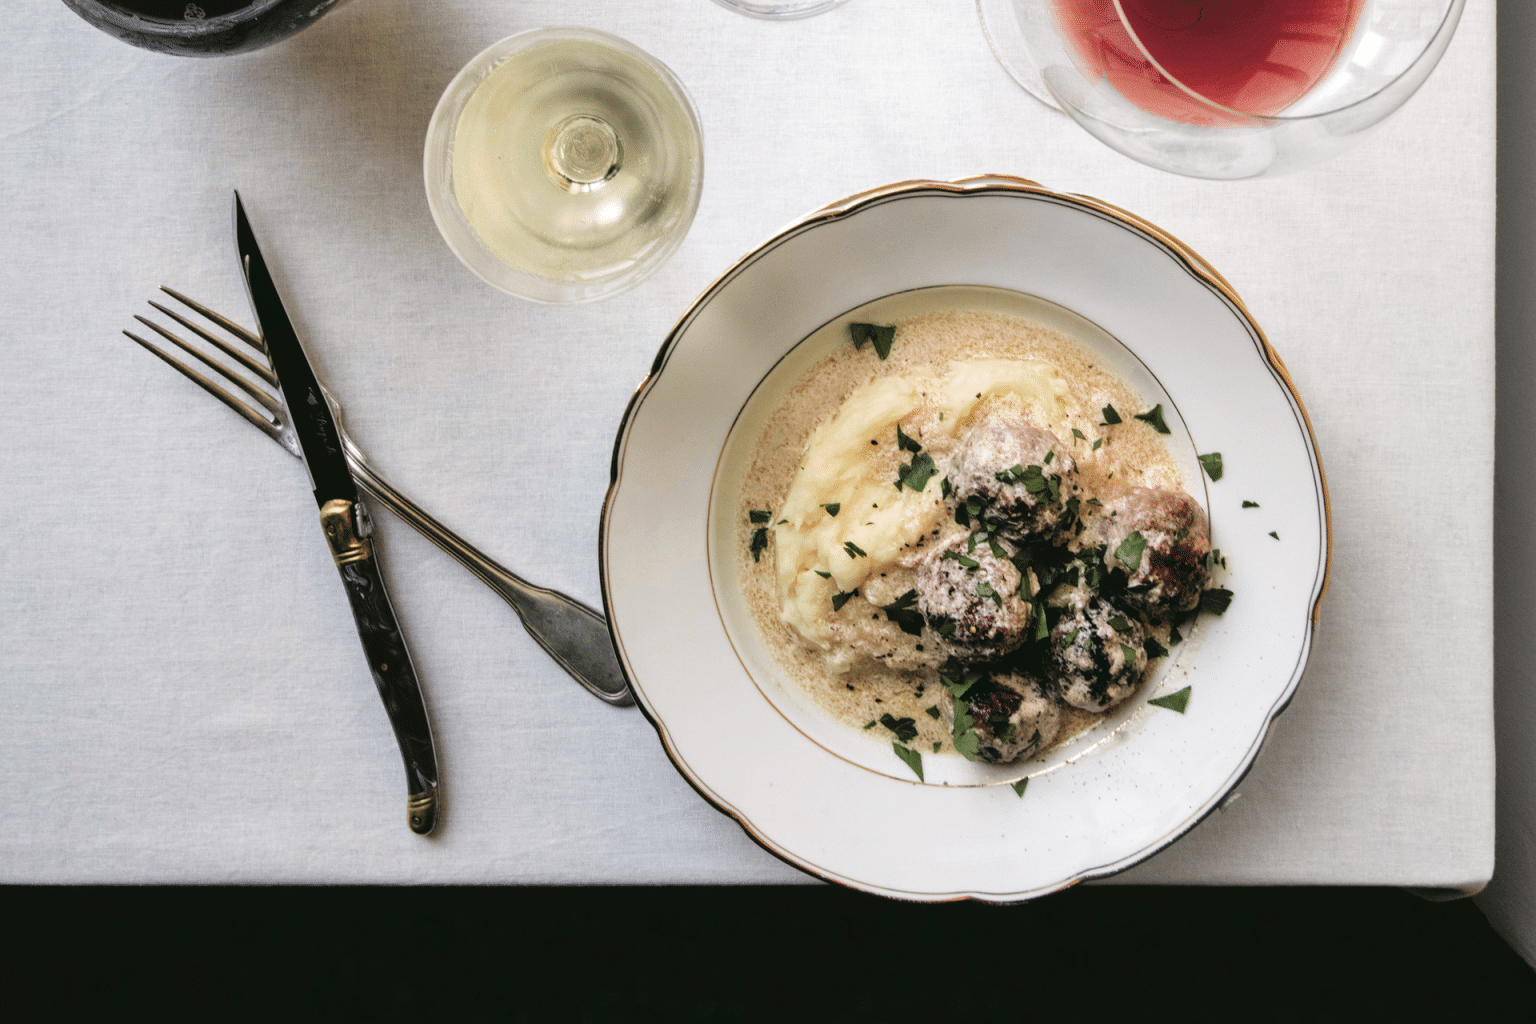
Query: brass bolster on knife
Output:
[[319, 499, 372, 566]]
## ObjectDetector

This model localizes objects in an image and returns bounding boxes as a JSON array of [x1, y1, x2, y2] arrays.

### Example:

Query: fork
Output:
[[125, 287, 632, 707]]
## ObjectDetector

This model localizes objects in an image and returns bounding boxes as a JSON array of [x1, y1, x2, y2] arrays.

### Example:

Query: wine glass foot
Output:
[[977, 0, 1063, 113], [711, 0, 849, 19]]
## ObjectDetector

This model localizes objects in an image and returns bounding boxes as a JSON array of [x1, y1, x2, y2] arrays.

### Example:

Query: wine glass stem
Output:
[[544, 114, 622, 194]]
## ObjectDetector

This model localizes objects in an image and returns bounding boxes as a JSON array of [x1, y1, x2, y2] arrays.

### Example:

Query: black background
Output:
[[8, 884, 1533, 1019]]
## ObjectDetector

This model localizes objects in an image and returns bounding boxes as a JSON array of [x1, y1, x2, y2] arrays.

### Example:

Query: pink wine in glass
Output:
[[1052, 0, 1366, 124]]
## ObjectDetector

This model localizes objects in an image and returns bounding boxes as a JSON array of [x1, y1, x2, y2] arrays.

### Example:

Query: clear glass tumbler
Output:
[[979, 0, 1465, 179]]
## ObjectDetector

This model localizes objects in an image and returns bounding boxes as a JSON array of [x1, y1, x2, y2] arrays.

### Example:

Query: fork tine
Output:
[[132, 315, 285, 417], [125, 328, 287, 443], [144, 300, 278, 388], [160, 286, 264, 352]]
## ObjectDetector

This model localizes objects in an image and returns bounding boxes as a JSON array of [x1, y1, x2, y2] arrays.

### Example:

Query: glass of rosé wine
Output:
[[978, 0, 1465, 178]]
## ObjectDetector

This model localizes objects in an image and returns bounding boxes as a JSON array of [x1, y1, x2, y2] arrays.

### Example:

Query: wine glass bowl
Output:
[[424, 27, 704, 304], [980, 0, 1465, 179]]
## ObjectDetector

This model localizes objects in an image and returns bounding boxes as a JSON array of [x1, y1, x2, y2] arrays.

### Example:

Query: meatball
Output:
[[1095, 487, 1212, 615], [916, 534, 1031, 661], [1048, 596, 1147, 712], [947, 411, 1079, 540], [941, 671, 1061, 764]]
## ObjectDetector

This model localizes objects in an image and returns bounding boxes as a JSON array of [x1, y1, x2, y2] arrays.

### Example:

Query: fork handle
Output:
[[322, 499, 441, 835], [339, 436, 633, 707]]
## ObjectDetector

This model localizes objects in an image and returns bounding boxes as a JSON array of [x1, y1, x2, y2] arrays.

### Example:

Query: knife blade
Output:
[[234, 192, 440, 836]]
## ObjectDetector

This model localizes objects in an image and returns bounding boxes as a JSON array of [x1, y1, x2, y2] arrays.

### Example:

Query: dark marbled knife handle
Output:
[[321, 499, 440, 836]]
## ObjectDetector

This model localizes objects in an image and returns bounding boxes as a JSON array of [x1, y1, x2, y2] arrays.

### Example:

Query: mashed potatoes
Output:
[[738, 304, 1193, 759]]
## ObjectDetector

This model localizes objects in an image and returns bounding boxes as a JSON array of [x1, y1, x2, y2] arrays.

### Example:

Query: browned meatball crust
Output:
[[1047, 596, 1147, 713], [941, 671, 1062, 764], [946, 411, 1079, 540], [1095, 486, 1212, 615], [915, 535, 1031, 661]]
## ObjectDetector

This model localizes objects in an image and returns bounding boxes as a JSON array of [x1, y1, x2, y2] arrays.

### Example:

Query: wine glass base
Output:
[[711, 0, 849, 19], [977, 0, 1063, 113]]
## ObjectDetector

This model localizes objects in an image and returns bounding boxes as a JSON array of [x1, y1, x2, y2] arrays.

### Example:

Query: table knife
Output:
[[235, 193, 440, 836]]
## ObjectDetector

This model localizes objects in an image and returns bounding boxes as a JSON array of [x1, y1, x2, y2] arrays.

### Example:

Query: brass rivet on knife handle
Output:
[[408, 788, 439, 836], [320, 498, 371, 566]]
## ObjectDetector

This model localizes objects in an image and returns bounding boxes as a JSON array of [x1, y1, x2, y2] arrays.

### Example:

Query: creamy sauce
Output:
[[737, 308, 1185, 758]]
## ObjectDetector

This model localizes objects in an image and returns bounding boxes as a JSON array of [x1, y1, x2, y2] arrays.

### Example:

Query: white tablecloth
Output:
[[0, 0, 1495, 891]]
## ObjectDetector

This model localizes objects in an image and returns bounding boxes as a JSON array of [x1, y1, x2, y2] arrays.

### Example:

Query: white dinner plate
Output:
[[602, 176, 1331, 902]]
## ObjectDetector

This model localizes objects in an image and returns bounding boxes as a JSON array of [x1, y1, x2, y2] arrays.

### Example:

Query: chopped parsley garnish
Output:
[[849, 322, 896, 360], [1145, 637, 1169, 659], [925, 705, 941, 719], [1270, 531, 1280, 540], [976, 580, 1002, 609], [878, 590, 926, 636], [879, 713, 919, 743], [1092, 438, 1103, 451], [1149, 686, 1192, 714], [1033, 602, 1049, 642], [1101, 404, 1122, 425], [951, 699, 981, 762], [940, 659, 984, 700], [987, 535, 1008, 561], [1060, 628, 1080, 648], [1134, 404, 1171, 434], [749, 509, 772, 524], [892, 743, 924, 780], [995, 464, 1027, 484], [896, 423, 922, 453], [814, 570, 831, 579], [895, 452, 937, 492], [1200, 588, 1234, 615], [943, 550, 980, 569], [1115, 531, 1147, 571], [1044, 450, 1055, 465], [1242, 500, 1260, 508], [1072, 428, 1087, 444], [1108, 614, 1132, 633], [1011, 778, 1028, 798], [832, 589, 858, 612], [820, 502, 840, 517], [941, 476, 953, 498], [1087, 497, 1103, 507], [1198, 452, 1224, 481], [933, 742, 942, 753], [844, 540, 867, 558], [1168, 624, 1183, 647], [749, 527, 769, 562], [1120, 643, 1138, 665], [864, 720, 877, 730]]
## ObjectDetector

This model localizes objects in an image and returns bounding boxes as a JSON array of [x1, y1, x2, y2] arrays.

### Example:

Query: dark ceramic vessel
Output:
[[62, 0, 347, 56]]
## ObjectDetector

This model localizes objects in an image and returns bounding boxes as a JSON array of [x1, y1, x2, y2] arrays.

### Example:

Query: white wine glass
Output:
[[424, 27, 704, 303], [979, 0, 1465, 179]]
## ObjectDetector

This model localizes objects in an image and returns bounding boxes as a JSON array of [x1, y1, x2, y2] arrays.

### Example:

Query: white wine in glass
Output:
[[426, 28, 703, 303]]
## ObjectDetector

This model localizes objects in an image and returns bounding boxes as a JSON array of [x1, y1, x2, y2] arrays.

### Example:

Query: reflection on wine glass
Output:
[[424, 28, 704, 304], [711, 0, 851, 19], [978, 0, 1465, 178]]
